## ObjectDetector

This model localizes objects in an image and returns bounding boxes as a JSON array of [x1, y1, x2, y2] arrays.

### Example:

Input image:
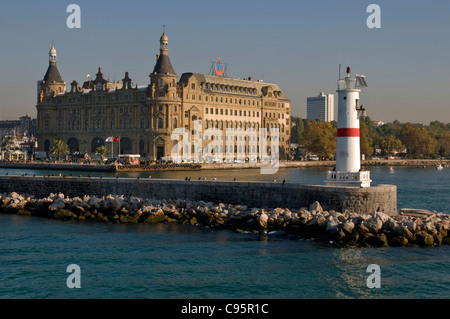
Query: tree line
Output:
[[291, 117, 450, 159]]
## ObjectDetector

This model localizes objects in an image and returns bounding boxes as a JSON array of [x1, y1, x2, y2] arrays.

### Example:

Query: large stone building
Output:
[[36, 33, 291, 161]]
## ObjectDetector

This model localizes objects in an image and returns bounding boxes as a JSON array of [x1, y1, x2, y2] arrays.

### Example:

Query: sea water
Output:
[[0, 166, 449, 299]]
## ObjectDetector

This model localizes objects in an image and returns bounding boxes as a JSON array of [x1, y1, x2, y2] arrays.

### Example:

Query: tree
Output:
[[49, 140, 70, 161], [1, 135, 15, 151], [360, 121, 373, 158], [95, 145, 108, 162], [380, 135, 404, 155], [400, 124, 437, 157], [436, 131, 450, 156], [302, 121, 336, 158], [290, 117, 305, 144]]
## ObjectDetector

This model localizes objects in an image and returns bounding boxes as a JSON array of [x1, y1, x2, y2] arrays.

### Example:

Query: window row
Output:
[[205, 108, 260, 117], [47, 117, 179, 132]]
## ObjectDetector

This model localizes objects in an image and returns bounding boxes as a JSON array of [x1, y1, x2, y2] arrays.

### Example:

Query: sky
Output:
[[0, 0, 449, 124]]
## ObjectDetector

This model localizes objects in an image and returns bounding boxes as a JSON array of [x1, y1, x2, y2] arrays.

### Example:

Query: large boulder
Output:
[[48, 197, 66, 211], [309, 201, 323, 213], [362, 218, 383, 234], [257, 212, 269, 229], [414, 231, 434, 247]]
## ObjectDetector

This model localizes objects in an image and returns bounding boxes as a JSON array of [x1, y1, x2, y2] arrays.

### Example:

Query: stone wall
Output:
[[0, 176, 398, 216]]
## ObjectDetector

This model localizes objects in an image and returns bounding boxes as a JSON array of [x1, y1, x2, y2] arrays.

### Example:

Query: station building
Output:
[[36, 33, 291, 160]]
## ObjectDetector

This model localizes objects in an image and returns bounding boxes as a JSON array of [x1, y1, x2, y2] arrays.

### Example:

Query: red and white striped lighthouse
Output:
[[326, 66, 371, 187]]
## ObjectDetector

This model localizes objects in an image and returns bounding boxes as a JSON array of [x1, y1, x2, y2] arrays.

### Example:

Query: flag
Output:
[[106, 137, 113, 143], [113, 137, 120, 142]]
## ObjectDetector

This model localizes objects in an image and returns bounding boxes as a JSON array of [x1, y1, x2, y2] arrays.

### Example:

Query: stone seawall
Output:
[[0, 162, 116, 172], [0, 176, 397, 216]]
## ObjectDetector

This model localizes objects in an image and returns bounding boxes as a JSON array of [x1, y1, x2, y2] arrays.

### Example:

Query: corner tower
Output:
[[149, 32, 181, 160], [38, 45, 66, 102]]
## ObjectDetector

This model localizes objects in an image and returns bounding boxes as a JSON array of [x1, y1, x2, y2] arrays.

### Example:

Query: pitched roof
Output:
[[153, 54, 175, 75], [43, 62, 63, 83]]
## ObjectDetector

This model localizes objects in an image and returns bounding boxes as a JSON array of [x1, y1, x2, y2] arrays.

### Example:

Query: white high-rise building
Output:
[[306, 92, 334, 122]]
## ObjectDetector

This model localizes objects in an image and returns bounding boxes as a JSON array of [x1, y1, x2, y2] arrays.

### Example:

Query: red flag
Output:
[[113, 137, 120, 142]]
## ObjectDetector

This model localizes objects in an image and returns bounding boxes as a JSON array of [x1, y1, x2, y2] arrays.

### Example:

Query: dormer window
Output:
[[96, 83, 102, 91]]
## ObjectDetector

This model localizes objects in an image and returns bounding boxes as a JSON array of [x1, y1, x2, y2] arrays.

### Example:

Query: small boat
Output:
[[436, 163, 444, 170]]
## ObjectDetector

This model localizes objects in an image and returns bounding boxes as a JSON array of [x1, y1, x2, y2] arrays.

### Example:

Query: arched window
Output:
[[173, 117, 178, 129]]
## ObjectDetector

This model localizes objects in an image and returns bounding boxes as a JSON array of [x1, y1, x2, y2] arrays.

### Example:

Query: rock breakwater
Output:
[[1, 192, 449, 248]]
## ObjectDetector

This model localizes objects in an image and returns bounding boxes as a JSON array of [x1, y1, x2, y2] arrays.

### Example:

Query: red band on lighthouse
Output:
[[337, 128, 360, 137]]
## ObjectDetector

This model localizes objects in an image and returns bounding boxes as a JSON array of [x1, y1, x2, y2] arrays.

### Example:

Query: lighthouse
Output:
[[326, 66, 372, 187]]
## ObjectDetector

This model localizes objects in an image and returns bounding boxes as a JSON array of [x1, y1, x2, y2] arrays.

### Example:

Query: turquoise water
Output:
[[0, 166, 449, 299]]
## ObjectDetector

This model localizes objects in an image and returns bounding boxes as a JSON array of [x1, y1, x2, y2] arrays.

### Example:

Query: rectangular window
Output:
[[220, 109, 223, 115], [205, 108, 208, 114]]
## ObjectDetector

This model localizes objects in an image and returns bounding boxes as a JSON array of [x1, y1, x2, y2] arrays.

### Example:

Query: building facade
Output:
[[0, 114, 37, 140], [306, 92, 334, 122], [36, 33, 291, 161]]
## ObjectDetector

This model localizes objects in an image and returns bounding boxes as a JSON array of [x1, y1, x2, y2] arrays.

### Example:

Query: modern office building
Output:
[[307, 92, 334, 122]]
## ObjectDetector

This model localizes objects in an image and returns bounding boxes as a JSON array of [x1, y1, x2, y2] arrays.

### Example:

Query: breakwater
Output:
[[1, 191, 448, 247], [0, 176, 397, 216]]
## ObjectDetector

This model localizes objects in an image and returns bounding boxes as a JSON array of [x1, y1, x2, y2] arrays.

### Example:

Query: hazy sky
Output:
[[0, 0, 449, 124]]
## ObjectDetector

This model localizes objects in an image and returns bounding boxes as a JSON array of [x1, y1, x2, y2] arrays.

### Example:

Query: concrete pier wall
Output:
[[0, 176, 397, 216]]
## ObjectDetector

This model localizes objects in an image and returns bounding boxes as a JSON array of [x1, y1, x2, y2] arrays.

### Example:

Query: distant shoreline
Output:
[[0, 159, 448, 172]]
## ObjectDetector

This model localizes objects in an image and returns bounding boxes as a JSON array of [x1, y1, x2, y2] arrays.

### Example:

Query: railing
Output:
[[327, 171, 371, 182], [337, 78, 357, 91]]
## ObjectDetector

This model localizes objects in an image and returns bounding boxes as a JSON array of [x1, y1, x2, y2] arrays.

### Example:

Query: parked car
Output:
[[307, 155, 320, 161]]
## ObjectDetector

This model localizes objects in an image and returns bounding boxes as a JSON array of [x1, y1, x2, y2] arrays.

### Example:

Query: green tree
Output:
[[380, 135, 404, 155], [436, 131, 450, 156], [49, 140, 70, 161], [290, 117, 305, 144], [302, 121, 336, 158], [360, 121, 373, 158], [428, 121, 446, 139], [400, 124, 437, 157], [95, 145, 108, 162], [1, 135, 15, 151]]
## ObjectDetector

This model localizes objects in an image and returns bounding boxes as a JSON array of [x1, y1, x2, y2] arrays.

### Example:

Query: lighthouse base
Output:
[[325, 171, 372, 188]]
